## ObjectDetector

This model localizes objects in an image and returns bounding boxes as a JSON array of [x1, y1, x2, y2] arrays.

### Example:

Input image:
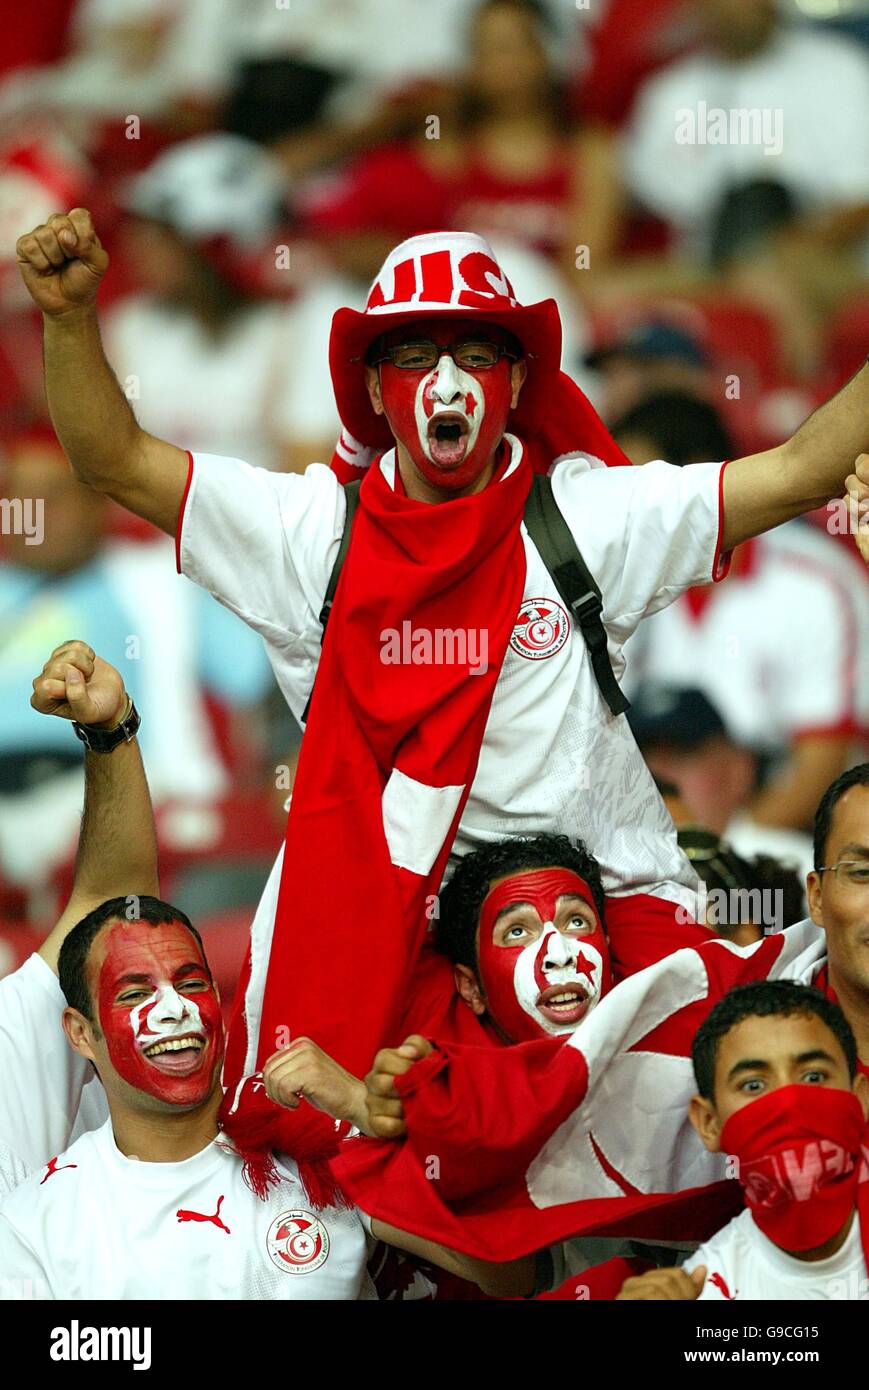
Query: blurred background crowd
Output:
[[1, 0, 868, 1009]]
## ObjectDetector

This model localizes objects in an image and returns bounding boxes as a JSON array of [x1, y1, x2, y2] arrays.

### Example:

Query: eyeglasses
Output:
[[367, 340, 519, 371], [817, 861, 869, 887]]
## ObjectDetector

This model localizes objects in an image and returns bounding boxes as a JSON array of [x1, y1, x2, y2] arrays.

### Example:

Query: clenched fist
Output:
[[16, 208, 109, 316], [364, 1035, 434, 1140], [262, 1037, 369, 1133], [31, 641, 127, 729]]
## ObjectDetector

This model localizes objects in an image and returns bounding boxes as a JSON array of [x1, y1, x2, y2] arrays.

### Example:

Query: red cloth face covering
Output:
[[379, 354, 513, 492], [721, 1084, 867, 1253], [477, 868, 612, 1043]]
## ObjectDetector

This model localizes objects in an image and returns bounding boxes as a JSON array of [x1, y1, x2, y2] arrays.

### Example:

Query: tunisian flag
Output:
[[219, 443, 531, 1193], [335, 921, 828, 1255]]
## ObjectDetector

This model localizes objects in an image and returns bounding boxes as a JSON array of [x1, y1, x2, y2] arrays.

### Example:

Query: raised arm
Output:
[[31, 641, 159, 973], [721, 363, 869, 550], [16, 209, 188, 535]]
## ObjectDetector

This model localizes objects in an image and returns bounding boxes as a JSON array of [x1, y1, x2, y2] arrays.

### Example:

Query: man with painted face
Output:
[[16, 213, 869, 1167], [0, 641, 534, 1299], [618, 980, 869, 1300]]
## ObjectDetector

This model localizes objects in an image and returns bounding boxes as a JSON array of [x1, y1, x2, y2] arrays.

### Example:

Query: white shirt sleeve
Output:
[[177, 453, 346, 646], [0, 956, 99, 1179], [550, 456, 728, 649]]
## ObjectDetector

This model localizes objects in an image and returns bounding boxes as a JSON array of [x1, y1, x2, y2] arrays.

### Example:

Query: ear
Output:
[[688, 1093, 723, 1152], [510, 359, 528, 409], [365, 364, 385, 416], [453, 963, 487, 1017], [854, 1071, 869, 1119], [806, 869, 824, 927], [62, 1006, 99, 1066]]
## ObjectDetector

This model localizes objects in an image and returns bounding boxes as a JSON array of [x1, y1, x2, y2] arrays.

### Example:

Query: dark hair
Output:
[[436, 833, 606, 971], [58, 895, 206, 1021], [691, 979, 858, 1100], [612, 392, 733, 467], [813, 762, 869, 871]]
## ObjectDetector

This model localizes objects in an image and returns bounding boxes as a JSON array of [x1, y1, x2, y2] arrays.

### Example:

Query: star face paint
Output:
[[476, 868, 612, 1043], [379, 347, 514, 491], [94, 919, 224, 1107]]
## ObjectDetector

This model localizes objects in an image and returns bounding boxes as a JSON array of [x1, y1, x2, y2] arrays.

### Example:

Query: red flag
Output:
[[335, 922, 828, 1256]]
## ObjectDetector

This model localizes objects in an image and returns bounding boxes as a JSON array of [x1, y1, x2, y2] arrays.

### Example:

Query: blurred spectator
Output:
[[624, 0, 869, 375], [104, 134, 342, 472], [621, 431, 869, 828], [635, 689, 814, 883], [0, 432, 272, 896], [302, 0, 622, 284], [611, 388, 733, 466], [586, 323, 711, 424]]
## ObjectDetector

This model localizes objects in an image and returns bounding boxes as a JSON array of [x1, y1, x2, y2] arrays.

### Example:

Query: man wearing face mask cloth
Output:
[[17, 212, 869, 1174], [617, 980, 869, 1300]]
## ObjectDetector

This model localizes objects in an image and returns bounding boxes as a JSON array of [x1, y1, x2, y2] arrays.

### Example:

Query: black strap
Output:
[[522, 473, 630, 717], [302, 471, 629, 722], [301, 480, 361, 722]]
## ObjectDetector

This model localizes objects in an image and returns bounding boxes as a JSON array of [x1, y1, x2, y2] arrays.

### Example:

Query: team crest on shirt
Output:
[[510, 598, 570, 661], [266, 1210, 330, 1274]]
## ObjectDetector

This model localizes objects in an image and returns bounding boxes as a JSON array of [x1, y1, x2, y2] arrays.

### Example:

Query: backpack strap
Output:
[[522, 472, 630, 717], [301, 479, 361, 723]]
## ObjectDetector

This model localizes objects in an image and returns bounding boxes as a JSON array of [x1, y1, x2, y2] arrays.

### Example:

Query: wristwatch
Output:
[[73, 694, 141, 753]]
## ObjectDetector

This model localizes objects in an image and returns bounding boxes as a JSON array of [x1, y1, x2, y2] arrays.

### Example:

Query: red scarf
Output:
[[219, 447, 531, 1198]]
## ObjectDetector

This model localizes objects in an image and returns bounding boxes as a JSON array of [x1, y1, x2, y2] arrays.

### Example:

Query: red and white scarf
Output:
[[219, 445, 532, 1198]]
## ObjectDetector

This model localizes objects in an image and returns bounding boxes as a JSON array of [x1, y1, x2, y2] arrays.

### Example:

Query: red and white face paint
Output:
[[95, 919, 224, 1107], [477, 868, 612, 1043], [379, 345, 514, 491]]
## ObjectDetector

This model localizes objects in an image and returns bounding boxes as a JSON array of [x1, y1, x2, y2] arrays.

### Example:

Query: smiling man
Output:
[[0, 642, 532, 1300], [15, 212, 869, 1166]]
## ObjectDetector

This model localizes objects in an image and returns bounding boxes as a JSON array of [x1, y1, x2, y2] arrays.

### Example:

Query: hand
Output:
[[16, 208, 109, 317], [616, 1265, 707, 1300], [845, 453, 869, 565], [262, 1037, 369, 1132], [31, 641, 127, 729], [364, 1035, 433, 1140]]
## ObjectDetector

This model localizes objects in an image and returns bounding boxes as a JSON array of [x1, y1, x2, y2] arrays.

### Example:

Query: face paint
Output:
[[379, 348, 513, 491], [477, 868, 612, 1043], [95, 919, 224, 1106]]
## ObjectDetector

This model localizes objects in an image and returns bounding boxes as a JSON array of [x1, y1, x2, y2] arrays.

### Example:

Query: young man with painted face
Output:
[[16, 213, 869, 1164], [0, 642, 533, 1299], [618, 980, 869, 1300]]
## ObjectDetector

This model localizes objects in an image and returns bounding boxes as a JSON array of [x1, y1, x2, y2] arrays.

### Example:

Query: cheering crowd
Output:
[[1, 0, 869, 1304]]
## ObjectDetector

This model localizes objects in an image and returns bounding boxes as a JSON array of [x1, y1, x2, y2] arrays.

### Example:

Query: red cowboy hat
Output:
[[329, 231, 562, 449]]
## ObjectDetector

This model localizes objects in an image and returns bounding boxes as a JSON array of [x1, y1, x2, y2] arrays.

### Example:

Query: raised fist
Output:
[[16, 208, 109, 316], [31, 641, 127, 729]]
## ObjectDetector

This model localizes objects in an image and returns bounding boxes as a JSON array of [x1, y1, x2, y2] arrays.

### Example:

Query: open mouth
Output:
[[536, 983, 590, 1027], [142, 1033, 207, 1076], [427, 412, 470, 467]]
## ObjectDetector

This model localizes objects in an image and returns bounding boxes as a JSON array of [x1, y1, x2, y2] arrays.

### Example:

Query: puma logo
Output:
[[40, 1156, 78, 1185], [709, 1271, 737, 1299], [176, 1194, 231, 1234]]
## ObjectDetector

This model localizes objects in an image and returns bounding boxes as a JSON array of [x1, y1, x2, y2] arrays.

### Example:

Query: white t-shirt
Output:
[[178, 437, 728, 905], [0, 954, 108, 1196], [623, 521, 869, 754], [0, 1120, 374, 1301], [685, 1207, 868, 1301], [625, 28, 869, 253]]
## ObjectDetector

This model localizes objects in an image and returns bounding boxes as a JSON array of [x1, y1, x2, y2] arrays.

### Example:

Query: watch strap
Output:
[[73, 696, 140, 753]]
